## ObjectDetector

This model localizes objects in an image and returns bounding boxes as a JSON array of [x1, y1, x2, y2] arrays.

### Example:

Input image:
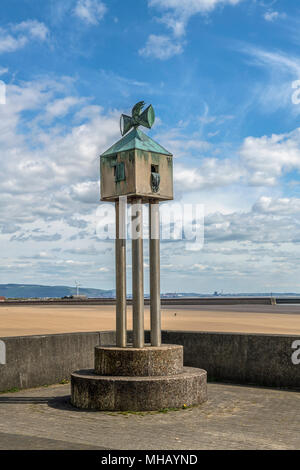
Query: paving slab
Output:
[[0, 382, 299, 450], [0, 432, 108, 450]]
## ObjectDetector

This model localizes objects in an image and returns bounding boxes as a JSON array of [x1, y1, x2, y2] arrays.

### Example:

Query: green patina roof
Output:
[[101, 128, 172, 157]]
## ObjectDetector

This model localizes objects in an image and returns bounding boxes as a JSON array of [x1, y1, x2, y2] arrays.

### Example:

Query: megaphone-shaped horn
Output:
[[120, 114, 134, 136], [138, 104, 155, 129], [119, 102, 155, 136]]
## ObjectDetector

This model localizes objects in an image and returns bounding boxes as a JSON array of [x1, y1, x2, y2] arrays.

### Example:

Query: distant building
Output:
[[73, 295, 87, 300], [0, 296, 6, 302]]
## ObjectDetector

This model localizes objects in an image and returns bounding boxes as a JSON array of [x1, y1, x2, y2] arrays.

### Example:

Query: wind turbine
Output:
[[75, 281, 81, 296]]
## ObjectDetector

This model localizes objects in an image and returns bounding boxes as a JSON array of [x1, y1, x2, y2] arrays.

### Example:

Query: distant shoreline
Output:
[[1, 296, 300, 306]]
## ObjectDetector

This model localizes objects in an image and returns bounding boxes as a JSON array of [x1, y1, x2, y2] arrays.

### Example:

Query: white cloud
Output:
[[0, 31, 28, 53], [0, 77, 120, 226], [263, 11, 286, 22], [149, 0, 243, 36], [153, 126, 211, 157], [149, 0, 242, 13], [162, 122, 300, 217], [45, 96, 85, 121], [240, 45, 300, 76], [157, 15, 186, 38], [99, 267, 109, 272], [236, 44, 300, 114], [74, 0, 107, 25], [12, 20, 49, 40], [0, 20, 48, 54], [156, 119, 300, 193], [204, 197, 298, 244], [240, 128, 300, 185], [157, 193, 300, 292], [70, 181, 100, 204], [174, 158, 243, 191], [0, 76, 120, 286], [253, 196, 300, 215], [139, 34, 183, 60], [142, 0, 243, 59]]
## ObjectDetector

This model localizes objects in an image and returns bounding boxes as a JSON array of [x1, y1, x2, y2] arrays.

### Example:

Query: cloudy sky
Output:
[[0, 0, 300, 294]]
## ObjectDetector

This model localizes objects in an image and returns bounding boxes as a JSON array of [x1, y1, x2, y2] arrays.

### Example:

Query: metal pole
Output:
[[149, 200, 161, 346], [131, 197, 144, 348], [115, 198, 127, 347]]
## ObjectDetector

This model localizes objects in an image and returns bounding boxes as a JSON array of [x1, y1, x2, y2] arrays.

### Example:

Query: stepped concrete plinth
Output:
[[94, 344, 183, 376], [71, 344, 207, 411]]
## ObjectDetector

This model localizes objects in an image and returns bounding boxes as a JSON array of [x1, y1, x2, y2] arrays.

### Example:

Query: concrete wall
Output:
[[162, 331, 300, 390], [0, 330, 299, 392], [0, 331, 115, 392]]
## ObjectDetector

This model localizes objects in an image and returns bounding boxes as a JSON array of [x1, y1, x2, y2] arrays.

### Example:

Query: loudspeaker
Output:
[[138, 105, 155, 129], [120, 114, 133, 136], [120, 104, 155, 136]]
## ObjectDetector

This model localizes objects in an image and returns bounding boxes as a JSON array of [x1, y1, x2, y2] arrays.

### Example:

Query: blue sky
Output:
[[1, 0, 300, 293]]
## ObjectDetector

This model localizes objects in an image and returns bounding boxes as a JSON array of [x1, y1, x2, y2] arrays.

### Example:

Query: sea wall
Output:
[[0, 297, 275, 306], [0, 330, 299, 392]]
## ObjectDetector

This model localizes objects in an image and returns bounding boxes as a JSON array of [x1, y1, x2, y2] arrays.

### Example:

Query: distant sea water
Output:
[[280, 303, 300, 306]]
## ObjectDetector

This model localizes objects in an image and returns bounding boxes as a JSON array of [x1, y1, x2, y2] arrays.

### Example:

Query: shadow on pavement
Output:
[[0, 394, 109, 413]]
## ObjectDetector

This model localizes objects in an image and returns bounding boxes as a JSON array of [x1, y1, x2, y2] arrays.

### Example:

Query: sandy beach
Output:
[[1, 303, 300, 337]]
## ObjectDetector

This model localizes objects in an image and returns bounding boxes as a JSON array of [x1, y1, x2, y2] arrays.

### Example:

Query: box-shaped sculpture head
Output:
[[100, 102, 173, 202]]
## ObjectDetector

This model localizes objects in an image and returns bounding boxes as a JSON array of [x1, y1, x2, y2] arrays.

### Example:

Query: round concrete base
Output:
[[94, 344, 183, 377], [71, 367, 207, 411]]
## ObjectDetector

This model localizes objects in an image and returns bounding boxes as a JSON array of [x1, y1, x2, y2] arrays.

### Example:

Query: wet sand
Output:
[[0, 303, 300, 337]]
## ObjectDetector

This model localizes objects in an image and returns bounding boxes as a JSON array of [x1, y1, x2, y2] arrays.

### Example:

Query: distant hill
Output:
[[0, 284, 115, 299], [162, 292, 300, 298]]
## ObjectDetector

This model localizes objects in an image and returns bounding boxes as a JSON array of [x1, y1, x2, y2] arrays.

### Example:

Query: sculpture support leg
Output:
[[149, 200, 161, 347], [131, 198, 144, 348], [115, 198, 127, 348]]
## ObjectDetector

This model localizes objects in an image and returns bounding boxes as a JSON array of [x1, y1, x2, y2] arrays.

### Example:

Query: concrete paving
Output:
[[0, 382, 299, 450], [0, 432, 107, 450]]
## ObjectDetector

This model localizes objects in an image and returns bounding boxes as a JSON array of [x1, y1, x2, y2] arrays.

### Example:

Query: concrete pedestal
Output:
[[71, 344, 207, 411], [71, 367, 207, 411], [94, 344, 183, 376]]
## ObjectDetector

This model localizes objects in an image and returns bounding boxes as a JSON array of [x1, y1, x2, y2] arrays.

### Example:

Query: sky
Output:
[[0, 0, 300, 294]]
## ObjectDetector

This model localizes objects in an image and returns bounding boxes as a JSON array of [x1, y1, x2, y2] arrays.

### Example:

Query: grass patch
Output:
[[159, 404, 191, 413], [0, 379, 70, 395], [107, 404, 193, 416], [0, 387, 20, 394]]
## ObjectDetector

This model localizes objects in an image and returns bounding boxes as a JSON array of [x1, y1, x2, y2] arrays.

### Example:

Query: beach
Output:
[[1, 303, 300, 337]]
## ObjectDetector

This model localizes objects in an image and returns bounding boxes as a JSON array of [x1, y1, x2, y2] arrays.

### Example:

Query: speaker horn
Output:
[[120, 114, 133, 136], [138, 104, 155, 129], [119, 102, 156, 136]]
